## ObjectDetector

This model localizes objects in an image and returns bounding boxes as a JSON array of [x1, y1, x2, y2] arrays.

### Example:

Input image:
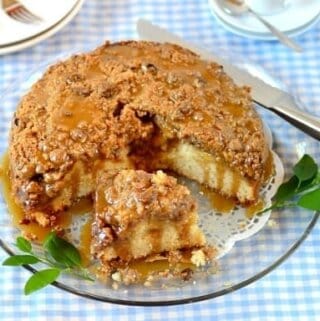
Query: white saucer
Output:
[[0, 0, 84, 55], [209, 0, 320, 39]]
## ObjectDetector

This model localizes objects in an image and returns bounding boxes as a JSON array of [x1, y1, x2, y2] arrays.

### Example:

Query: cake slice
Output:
[[92, 169, 207, 268]]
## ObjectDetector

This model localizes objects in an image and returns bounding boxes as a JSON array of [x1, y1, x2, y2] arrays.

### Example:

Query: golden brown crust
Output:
[[9, 41, 268, 213]]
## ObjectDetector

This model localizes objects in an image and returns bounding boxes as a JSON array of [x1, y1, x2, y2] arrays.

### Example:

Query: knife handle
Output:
[[272, 104, 320, 141]]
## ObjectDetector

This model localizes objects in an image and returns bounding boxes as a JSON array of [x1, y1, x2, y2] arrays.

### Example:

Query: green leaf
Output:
[[24, 268, 60, 295], [16, 237, 32, 253], [293, 154, 318, 182], [297, 176, 316, 193], [2, 255, 39, 266], [297, 188, 320, 211], [43, 232, 81, 268], [274, 176, 299, 202], [313, 171, 320, 185]]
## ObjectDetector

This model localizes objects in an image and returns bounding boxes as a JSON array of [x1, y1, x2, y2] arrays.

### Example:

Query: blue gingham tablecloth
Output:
[[0, 0, 320, 320]]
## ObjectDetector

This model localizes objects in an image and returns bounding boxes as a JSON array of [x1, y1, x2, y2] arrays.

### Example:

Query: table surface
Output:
[[0, 1, 319, 320]]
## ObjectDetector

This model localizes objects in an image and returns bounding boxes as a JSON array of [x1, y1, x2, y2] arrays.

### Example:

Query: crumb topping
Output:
[[93, 169, 196, 244], [9, 41, 268, 212]]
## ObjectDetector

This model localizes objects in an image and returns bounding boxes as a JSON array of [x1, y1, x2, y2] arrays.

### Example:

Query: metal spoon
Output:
[[219, 0, 303, 52]]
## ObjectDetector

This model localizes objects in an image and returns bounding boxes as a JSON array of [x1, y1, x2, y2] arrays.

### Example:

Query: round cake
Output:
[[9, 41, 268, 226]]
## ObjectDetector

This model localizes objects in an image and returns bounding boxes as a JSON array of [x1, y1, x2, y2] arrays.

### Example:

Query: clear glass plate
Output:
[[0, 54, 319, 306]]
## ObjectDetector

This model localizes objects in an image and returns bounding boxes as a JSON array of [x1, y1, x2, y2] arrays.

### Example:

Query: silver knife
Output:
[[137, 19, 320, 141]]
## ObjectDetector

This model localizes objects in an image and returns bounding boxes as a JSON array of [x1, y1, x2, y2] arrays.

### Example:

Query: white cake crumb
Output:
[[267, 219, 278, 228], [111, 271, 122, 282], [191, 249, 206, 267]]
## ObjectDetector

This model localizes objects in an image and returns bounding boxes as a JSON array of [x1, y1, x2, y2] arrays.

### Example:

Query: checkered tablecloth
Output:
[[0, 0, 320, 320]]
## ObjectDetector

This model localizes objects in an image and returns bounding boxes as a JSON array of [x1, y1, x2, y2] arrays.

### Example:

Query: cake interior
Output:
[[42, 124, 260, 221]]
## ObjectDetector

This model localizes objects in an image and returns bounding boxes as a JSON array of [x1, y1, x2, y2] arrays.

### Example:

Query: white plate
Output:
[[0, 0, 84, 55], [209, 0, 320, 39], [212, 5, 320, 40]]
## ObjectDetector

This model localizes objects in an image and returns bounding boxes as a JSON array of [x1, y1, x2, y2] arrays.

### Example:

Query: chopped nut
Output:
[[70, 128, 87, 142], [66, 74, 82, 84], [32, 211, 50, 227], [229, 138, 243, 151], [192, 112, 204, 121], [98, 227, 114, 245], [141, 63, 157, 74], [166, 72, 178, 84], [99, 85, 117, 99], [43, 171, 63, 183], [22, 231, 38, 241], [144, 281, 152, 287], [20, 164, 35, 178], [181, 268, 194, 281], [49, 149, 68, 164], [45, 184, 59, 197], [169, 91, 184, 103], [24, 181, 42, 193], [63, 111, 73, 117], [71, 85, 92, 97], [193, 77, 205, 88]]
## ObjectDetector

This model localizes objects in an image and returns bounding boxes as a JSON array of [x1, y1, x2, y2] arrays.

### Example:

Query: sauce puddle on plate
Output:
[[0, 151, 93, 259], [200, 185, 237, 213]]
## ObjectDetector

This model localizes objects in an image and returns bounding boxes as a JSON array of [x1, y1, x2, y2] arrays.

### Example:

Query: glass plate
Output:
[[0, 54, 319, 306]]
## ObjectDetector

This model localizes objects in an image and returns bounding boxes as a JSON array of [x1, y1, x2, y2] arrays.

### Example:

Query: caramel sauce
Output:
[[54, 96, 96, 130], [245, 119, 258, 132], [130, 259, 195, 281], [0, 152, 92, 243], [231, 171, 242, 196], [200, 185, 236, 213], [263, 151, 274, 182], [87, 64, 104, 79], [178, 221, 191, 244], [104, 45, 255, 134], [79, 216, 93, 267], [113, 239, 132, 260], [224, 103, 244, 117], [215, 161, 225, 190], [63, 198, 92, 218], [1, 153, 51, 242], [195, 152, 212, 185], [130, 259, 171, 279], [246, 199, 264, 219]]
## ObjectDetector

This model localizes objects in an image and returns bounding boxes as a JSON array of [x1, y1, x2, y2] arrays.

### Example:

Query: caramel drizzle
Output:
[[0, 152, 92, 243]]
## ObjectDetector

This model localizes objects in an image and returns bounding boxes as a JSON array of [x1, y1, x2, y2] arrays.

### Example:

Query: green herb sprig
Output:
[[2, 232, 94, 295], [260, 154, 320, 214]]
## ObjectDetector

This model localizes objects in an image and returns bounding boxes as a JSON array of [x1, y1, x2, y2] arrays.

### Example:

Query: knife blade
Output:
[[137, 19, 320, 141]]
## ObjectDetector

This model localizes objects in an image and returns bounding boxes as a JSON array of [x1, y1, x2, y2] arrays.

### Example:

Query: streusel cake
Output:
[[92, 170, 207, 271], [9, 41, 269, 226]]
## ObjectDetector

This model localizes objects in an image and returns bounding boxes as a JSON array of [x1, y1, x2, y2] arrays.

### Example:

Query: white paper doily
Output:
[[192, 151, 283, 258]]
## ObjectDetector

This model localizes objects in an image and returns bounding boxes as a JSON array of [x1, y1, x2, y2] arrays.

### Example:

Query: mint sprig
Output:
[[2, 232, 94, 295], [24, 268, 61, 295], [261, 154, 320, 213]]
